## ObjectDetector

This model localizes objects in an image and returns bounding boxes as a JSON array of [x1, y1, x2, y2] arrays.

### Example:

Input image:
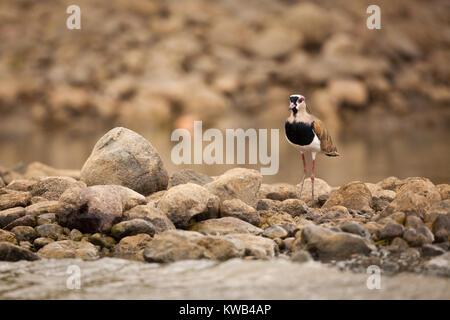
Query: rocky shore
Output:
[[0, 127, 449, 277]]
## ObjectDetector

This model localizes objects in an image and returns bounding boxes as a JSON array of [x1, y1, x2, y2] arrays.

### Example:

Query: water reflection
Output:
[[0, 113, 448, 186]]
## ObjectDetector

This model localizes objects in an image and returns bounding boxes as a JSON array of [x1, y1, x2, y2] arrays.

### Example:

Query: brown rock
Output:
[[35, 223, 64, 240], [36, 213, 56, 225], [195, 236, 244, 261], [111, 219, 156, 239], [263, 225, 289, 239], [169, 169, 213, 187], [205, 168, 262, 207], [365, 183, 396, 201], [425, 200, 450, 224], [0, 207, 26, 228], [88, 233, 116, 249], [436, 184, 450, 200], [25, 201, 61, 216], [432, 214, 450, 242], [297, 178, 332, 204], [157, 183, 219, 228], [224, 233, 278, 259], [256, 199, 309, 217], [80, 127, 168, 196], [57, 185, 146, 233], [33, 237, 55, 250], [387, 237, 410, 253], [31, 176, 86, 201], [258, 183, 299, 201], [322, 181, 372, 212], [0, 242, 39, 261], [123, 205, 175, 233], [340, 222, 370, 238], [382, 178, 441, 219], [142, 230, 207, 263], [376, 223, 404, 240], [258, 210, 299, 230], [38, 240, 99, 260], [405, 215, 424, 229], [190, 217, 263, 236], [220, 199, 260, 226], [69, 229, 83, 241], [403, 226, 434, 247], [0, 229, 18, 245], [318, 205, 352, 223], [113, 234, 153, 261], [377, 176, 403, 191], [4, 215, 37, 230], [0, 191, 31, 210], [296, 225, 372, 261], [11, 226, 38, 242], [5, 179, 37, 192]]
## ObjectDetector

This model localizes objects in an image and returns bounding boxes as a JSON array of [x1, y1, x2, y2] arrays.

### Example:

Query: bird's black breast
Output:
[[285, 121, 315, 146]]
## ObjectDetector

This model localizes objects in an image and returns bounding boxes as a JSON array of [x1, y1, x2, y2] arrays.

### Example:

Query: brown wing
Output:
[[313, 120, 339, 156]]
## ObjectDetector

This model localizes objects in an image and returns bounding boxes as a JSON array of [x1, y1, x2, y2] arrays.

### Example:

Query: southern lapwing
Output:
[[284, 94, 339, 207]]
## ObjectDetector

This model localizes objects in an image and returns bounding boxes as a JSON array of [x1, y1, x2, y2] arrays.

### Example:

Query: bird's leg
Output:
[[311, 152, 316, 208], [299, 152, 307, 197]]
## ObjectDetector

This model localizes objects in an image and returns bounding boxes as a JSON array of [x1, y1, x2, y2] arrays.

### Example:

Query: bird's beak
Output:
[[289, 103, 296, 110]]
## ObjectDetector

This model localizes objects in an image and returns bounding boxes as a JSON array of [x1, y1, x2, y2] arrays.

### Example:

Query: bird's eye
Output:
[[298, 98, 304, 103]]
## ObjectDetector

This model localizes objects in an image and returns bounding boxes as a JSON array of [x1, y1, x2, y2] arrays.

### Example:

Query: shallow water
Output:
[[0, 114, 449, 186], [0, 258, 448, 299]]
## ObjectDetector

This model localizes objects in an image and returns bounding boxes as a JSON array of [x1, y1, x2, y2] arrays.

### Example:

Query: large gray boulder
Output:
[[80, 127, 168, 196]]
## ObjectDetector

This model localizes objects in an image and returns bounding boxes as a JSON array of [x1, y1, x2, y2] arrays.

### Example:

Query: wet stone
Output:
[[11, 226, 38, 242], [0, 242, 39, 261], [4, 215, 37, 230], [35, 223, 64, 240]]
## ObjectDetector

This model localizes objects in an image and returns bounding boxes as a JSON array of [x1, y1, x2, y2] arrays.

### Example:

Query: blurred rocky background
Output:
[[0, 0, 449, 185]]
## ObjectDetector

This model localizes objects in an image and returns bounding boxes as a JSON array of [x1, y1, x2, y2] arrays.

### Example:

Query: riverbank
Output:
[[1, 127, 449, 294]]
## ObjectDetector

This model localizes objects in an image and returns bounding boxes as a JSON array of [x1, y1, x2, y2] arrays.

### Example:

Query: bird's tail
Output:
[[325, 151, 340, 157]]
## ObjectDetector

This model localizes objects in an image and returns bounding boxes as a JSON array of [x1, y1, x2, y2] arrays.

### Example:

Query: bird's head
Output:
[[289, 94, 305, 112]]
